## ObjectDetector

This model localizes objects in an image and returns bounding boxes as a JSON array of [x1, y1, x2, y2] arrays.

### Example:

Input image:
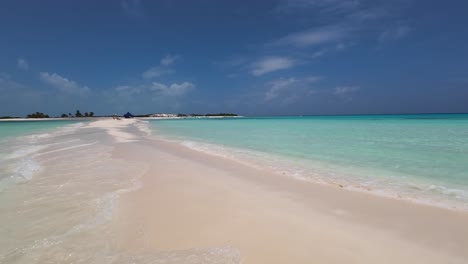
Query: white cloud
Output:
[[310, 49, 329, 58], [160, 55, 179, 66], [142, 54, 180, 79], [142, 67, 174, 79], [114, 81, 194, 98], [17, 58, 29, 70], [277, 0, 387, 22], [251, 57, 296, 76], [39, 72, 90, 97], [265, 76, 321, 101], [274, 25, 350, 48], [114, 85, 142, 97], [265, 78, 297, 101], [334, 86, 360, 95], [149, 82, 195, 97], [379, 24, 412, 42]]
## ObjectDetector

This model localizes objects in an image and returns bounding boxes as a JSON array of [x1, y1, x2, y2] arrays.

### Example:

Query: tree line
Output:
[[61, 110, 94, 118], [25, 110, 95, 118]]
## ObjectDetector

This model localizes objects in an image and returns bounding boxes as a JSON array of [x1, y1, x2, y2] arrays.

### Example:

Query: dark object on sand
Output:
[[123, 112, 134, 118]]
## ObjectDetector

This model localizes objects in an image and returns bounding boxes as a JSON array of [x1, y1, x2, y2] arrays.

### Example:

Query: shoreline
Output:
[[105, 120, 468, 263], [148, 119, 468, 212], [2, 118, 467, 263], [2, 118, 467, 211]]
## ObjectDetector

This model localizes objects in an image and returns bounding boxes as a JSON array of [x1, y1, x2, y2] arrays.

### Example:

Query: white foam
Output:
[[14, 158, 41, 181], [134, 120, 152, 136], [7, 145, 45, 159], [159, 137, 468, 211], [33, 142, 98, 157]]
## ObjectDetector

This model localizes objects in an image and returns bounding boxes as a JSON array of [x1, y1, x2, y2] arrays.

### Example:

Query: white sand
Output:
[[94, 119, 468, 263], [87, 118, 139, 142]]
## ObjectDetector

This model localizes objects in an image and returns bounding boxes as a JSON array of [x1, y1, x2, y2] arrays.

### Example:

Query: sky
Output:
[[1, 0, 468, 116]]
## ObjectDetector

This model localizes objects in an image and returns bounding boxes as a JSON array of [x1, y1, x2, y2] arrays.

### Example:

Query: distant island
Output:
[[19, 110, 95, 119], [27, 112, 50, 118], [0, 116, 21, 119], [0, 111, 238, 119]]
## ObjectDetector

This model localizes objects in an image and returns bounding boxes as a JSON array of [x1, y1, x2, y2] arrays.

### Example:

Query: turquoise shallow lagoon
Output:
[[0, 120, 78, 140], [149, 114, 468, 209]]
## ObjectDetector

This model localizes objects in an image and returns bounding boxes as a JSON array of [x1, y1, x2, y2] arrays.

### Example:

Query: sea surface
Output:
[[149, 114, 468, 209]]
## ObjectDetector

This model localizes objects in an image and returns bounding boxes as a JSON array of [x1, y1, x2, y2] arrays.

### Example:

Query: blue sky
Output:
[[1, 0, 467, 116]]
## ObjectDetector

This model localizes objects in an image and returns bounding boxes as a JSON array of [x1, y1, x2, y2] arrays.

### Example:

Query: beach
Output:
[[1, 118, 468, 263]]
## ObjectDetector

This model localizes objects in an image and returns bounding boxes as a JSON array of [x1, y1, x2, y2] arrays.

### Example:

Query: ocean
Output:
[[149, 114, 468, 209], [1, 115, 468, 263]]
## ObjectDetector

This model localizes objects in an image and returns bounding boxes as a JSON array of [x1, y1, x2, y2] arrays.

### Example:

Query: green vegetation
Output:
[[60, 111, 95, 118], [0, 116, 20, 119], [27, 112, 49, 118], [20, 111, 234, 119]]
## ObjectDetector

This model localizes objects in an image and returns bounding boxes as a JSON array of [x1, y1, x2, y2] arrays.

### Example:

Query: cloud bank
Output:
[[40, 72, 91, 97]]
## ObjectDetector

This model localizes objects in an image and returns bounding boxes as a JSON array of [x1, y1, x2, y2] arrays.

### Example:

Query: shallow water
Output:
[[149, 114, 468, 209], [0, 120, 240, 264]]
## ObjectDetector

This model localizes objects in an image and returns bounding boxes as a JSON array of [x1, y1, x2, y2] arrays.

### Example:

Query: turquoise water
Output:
[[0, 120, 79, 140], [0, 120, 84, 185], [149, 114, 468, 208]]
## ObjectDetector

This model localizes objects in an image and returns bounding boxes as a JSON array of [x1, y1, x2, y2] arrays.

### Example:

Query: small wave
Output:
[[134, 120, 152, 136], [7, 145, 45, 159], [13, 158, 41, 182], [34, 142, 98, 157], [73, 178, 143, 232]]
